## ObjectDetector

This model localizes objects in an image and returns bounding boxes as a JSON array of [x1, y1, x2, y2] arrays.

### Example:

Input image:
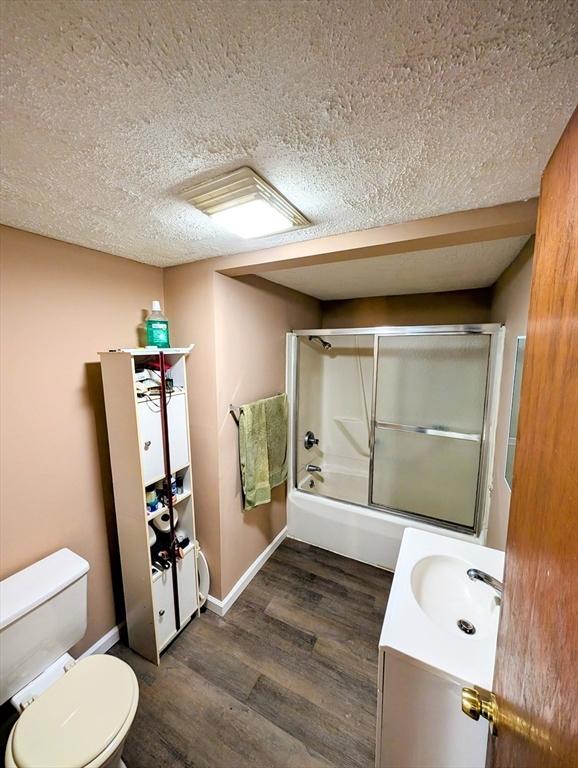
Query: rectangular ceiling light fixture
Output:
[[182, 166, 310, 239]]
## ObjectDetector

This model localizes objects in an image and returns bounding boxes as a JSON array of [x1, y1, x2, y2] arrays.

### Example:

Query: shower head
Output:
[[308, 335, 332, 350]]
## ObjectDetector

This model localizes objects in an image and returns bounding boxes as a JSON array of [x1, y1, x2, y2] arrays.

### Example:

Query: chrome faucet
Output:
[[467, 568, 503, 601], [306, 464, 322, 473]]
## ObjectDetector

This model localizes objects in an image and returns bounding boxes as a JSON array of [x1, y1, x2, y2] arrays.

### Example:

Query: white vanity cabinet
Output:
[[376, 528, 504, 768], [376, 651, 489, 768], [99, 346, 199, 664]]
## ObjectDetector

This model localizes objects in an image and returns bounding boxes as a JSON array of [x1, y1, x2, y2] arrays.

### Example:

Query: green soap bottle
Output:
[[146, 300, 170, 348]]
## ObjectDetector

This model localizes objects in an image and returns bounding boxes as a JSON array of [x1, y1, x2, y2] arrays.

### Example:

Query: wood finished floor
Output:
[[110, 539, 393, 768]]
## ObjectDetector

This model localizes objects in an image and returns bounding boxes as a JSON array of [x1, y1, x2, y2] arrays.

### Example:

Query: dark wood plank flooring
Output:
[[109, 539, 393, 768]]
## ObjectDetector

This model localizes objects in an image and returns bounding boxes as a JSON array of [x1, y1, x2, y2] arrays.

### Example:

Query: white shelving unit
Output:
[[99, 345, 199, 664]]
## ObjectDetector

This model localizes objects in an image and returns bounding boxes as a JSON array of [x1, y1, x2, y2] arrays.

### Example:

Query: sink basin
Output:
[[411, 555, 499, 639], [379, 528, 505, 689]]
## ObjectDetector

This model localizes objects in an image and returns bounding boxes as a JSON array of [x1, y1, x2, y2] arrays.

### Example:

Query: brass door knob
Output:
[[462, 686, 499, 735]]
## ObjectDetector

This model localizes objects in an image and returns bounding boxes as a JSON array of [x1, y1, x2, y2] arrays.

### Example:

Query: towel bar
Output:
[[228, 393, 284, 426], [229, 404, 242, 426]]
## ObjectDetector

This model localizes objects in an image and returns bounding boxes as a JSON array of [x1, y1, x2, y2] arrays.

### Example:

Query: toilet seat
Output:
[[6, 655, 138, 768]]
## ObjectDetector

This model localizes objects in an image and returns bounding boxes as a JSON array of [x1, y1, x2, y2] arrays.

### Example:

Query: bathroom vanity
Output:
[[376, 528, 504, 768]]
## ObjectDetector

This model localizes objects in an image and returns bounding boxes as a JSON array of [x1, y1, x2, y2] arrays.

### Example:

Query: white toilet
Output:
[[0, 549, 139, 768]]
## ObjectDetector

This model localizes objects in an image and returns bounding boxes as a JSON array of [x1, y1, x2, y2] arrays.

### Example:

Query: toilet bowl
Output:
[[1, 550, 139, 768], [5, 655, 138, 768]]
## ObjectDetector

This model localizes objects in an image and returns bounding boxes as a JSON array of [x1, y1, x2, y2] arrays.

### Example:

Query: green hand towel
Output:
[[264, 394, 288, 489], [239, 400, 271, 510], [239, 394, 288, 511]]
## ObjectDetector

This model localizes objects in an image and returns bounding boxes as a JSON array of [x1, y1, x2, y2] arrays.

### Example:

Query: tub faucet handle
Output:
[[304, 430, 319, 450]]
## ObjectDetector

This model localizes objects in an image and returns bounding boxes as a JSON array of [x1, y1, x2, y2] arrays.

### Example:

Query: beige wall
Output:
[[214, 275, 320, 596], [322, 288, 492, 328], [487, 238, 534, 549], [163, 261, 223, 596], [0, 226, 318, 640], [0, 225, 164, 653], [164, 267, 321, 599]]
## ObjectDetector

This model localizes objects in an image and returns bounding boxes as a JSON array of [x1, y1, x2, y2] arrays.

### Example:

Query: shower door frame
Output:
[[289, 323, 504, 537], [368, 324, 502, 535]]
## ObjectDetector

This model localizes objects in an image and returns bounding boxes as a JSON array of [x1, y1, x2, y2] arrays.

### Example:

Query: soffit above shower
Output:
[[0, 1, 577, 267], [256, 236, 529, 300]]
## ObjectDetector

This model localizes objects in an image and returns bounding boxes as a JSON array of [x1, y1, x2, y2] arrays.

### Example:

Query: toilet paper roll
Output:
[[152, 508, 178, 533]]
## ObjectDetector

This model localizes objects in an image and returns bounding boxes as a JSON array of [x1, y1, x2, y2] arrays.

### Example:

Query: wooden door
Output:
[[489, 109, 577, 765]]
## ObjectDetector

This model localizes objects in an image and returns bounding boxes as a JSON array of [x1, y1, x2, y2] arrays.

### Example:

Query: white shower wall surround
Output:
[[286, 325, 504, 571]]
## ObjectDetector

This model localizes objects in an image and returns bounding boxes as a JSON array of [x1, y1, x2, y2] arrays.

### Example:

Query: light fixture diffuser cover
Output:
[[182, 166, 310, 238]]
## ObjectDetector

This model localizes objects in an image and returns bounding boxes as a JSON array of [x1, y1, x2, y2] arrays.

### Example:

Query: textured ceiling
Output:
[[0, 0, 576, 267], [258, 235, 529, 299]]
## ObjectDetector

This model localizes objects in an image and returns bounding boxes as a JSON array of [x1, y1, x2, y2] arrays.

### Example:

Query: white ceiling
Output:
[[258, 235, 529, 299], [0, 1, 576, 267]]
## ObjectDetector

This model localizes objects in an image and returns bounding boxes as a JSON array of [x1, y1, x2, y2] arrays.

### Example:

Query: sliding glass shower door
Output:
[[369, 331, 491, 531], [292, 324, 500, 536]]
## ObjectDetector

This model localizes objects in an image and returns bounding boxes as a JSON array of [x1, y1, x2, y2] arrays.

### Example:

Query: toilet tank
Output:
[[0, 549, 89, 704]]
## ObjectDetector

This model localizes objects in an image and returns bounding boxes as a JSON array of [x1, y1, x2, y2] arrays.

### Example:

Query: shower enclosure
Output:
[[286, 325, 503, 570]]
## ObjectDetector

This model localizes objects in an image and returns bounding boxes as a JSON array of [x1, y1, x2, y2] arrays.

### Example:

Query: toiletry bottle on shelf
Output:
[[146, 300, 170, 348]]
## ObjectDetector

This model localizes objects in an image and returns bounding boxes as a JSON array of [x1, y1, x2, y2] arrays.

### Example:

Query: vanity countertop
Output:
[[379, 527, 505, 688]]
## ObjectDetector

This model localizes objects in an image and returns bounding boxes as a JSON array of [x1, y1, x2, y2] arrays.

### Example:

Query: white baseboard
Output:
[[80, 527, 287, 651], [77, 527, 286, 655], [79, 623, 123, 659], [207, 526, 287, 617], [79, 527, 287, 655]]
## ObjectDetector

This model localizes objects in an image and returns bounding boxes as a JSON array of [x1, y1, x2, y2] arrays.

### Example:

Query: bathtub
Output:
[[289, 469, 486, 571], [298, 468, 368, 505]]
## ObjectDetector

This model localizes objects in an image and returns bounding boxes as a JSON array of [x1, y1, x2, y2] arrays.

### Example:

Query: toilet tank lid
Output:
[[0, 549, 89, 631]]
